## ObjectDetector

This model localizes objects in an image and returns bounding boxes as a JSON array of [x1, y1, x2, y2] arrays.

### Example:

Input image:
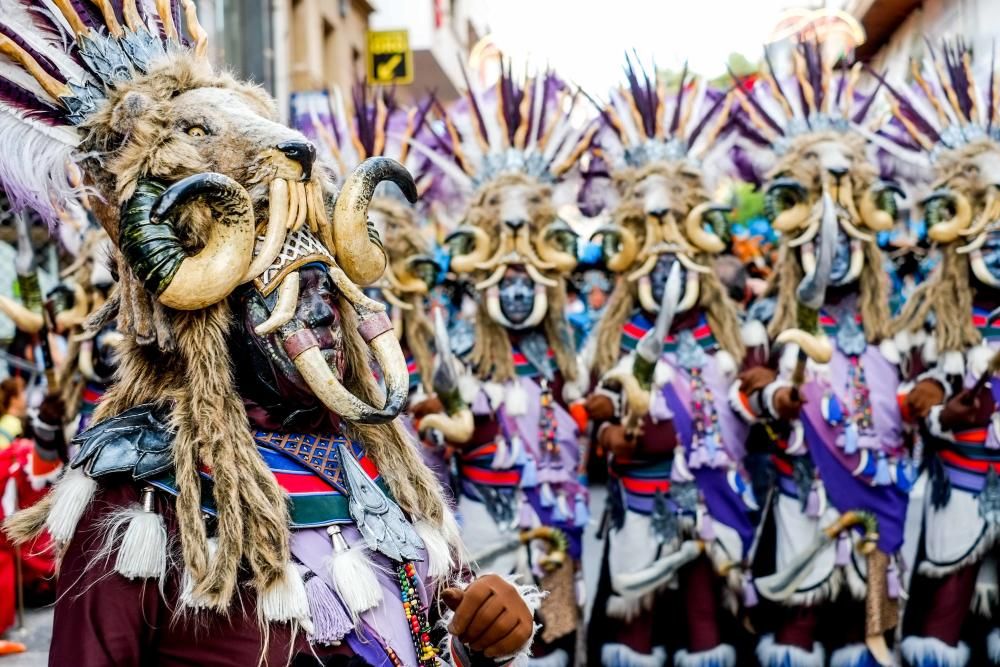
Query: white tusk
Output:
[[254, 271, 300, 335], [475, 265, 507, 291], [970, 249, 1000, 287], [627, 255, 658, 283], [293, 181, 308, 232], [243, 179, 290, 283], [957, 233, 988, 255], [788, 217, 820, 247], [524, 263, 559, 288], [677, 270, 700, 313], [675, 252, 712, 274], [637, 275, 660, 312], [305, 181, 319, 233], [285, 176, 300, 231]]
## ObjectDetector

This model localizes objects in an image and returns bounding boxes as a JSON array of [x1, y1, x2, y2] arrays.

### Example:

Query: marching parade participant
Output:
[[730, 39, 909, 667], [415, 64, 593, 665], [887, 40, 1000, 667], [582, 58, 756, 667], [1, 2, 537, 665]]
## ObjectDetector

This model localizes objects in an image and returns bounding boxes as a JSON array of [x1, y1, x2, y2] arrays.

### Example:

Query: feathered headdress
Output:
[[731, 39, 883, 154], [594, 55, 733, 167], [413, 62, 595, 190], [0, 0, 207, 223]]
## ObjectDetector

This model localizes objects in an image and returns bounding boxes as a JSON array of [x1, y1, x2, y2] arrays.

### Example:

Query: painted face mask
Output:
[[830, 225, 853, 285], [498, 270, 538, 326]]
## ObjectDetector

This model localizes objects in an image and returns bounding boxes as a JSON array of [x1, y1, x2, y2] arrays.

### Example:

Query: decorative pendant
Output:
[[338, 442, 424, 563], [821, 392, 844, 426], [396, 562, 438, 667], [834, 308, 867, 356], [676, 329, 706, 370], [843, 422, 859, 455]]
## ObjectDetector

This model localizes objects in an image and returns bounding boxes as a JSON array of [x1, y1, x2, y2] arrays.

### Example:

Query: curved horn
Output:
[[386, 255, 438, 294], [121, 175, 254, 310], [254, 272, 299, 335], [0, 295, 43, 333], [766, 178, 811, 232], [775, 329, 834, 364], [925, 189, 973, 244], [591, 224, 638, 273], [55, 281, 90, 331], [446, 226, 492, 274], [485, 285, 548, 330], [536, 220, 579, 273], [419, 409, 474, 443], [333, 157, 417, 286], [683, 203, 727, 254], [242, 178, 290, 283], [859, 181, 902, 232]]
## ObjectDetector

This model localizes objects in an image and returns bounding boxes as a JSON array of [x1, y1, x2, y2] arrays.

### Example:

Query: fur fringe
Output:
[[600, 644, 667, 667], [899, 636, 969, 667], [756, 634, 824, 667], [674, 644, 736, 667], [45, 467, 97, 543], [415, 519, 455, 580]]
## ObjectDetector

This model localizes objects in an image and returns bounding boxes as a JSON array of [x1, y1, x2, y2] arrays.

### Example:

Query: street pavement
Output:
[[0, 485, 609, 666]]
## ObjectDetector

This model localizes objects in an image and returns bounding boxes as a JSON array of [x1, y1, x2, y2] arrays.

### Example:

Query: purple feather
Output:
[[0, 24, 67, 83], [67, 0, 102, 30], [865, 67, 939, 141], [0, 76, 65, 124], [686, 87, 728, 148], [729, 68, 783, 136], [763, 47, 794, 119], [989, 43, 996, 132], [457, 56, 489, 148], [851, 77, 883, 125]]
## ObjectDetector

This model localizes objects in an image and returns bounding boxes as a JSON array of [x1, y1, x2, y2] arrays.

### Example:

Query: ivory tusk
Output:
[[419, 408, 475, 443], [970, 249, 1000, 287], [956, 231, 988, 255], [773, 202, 812, 233], [475, 265, 507, 291], [775, 329, 834, 364], [381, 287, 415, 311], [514, 232, 556, 271], [254, 271, 300, 335], [285, 176, 300, 231], [78, 339, 97, 381], [788, 217, 820, 248], [448, 227, 492, 275], [524, 263, 559, 288], [242, 179, 289, 283], [485, 285, 548, 330], [675, 252, 711, 274], [293, 181, 308, 231], [627, 255, 658, 283], [683, 202, 726, 254], [677, 270, 700, 313], [636, 275, 660, 313], [0, 295, 43, 333], [840, 240, 864, 285], [305, 182, 319, 233], [839, 216, 875, 243]]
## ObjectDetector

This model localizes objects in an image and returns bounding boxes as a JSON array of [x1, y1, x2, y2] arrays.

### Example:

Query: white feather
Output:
[[526, 75, 545, 151], [330, 87, 359, 168], [610, 88, 641, 146], [0, 1, 91, 85], [683, 78, 709, 140], [397, 134, 474, 192], [923, 60, 961, 127]]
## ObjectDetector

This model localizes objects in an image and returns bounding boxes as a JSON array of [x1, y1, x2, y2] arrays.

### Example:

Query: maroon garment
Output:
[[51, 477, 302, 667]]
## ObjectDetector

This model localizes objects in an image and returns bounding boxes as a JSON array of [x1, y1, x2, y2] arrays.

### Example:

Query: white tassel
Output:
[[114, 487, 167, 581], [325, 525, 382, 618], [414, 520, 454, 579], [261, 560, 314, 634], [942, 350, 965, 376], [482, 381, 506, 409], [878, 338, 900, 365], [458, 374, 481, 406], [653, 358, 673, 388], [505, 380, 528, 416], [45, 467, 97, 542], [741, 320, 768, 348], [714, 350, 737, 382], [491, 437, 511, 469], [180, 536, 219, 610]]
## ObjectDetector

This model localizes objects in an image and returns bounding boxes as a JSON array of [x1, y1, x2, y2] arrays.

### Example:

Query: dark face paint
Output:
[[649, 254, 685, 303], [498, 269, 536, 325], [229, 264, 344, 428], [829, 225, 853, 285], [981, 232, 1000, 281]]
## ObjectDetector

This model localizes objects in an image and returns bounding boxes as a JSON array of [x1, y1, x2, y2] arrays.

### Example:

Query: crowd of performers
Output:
[[0, 2, 999, 667]]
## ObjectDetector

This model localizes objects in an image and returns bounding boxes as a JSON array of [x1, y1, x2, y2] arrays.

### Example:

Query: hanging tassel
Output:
[[325, 525, 382, 618], [507, 435, 524, 468], [835, 532, 851, 566], [414, 520, 454, 580], [180, 535, 219, 609], [261, 561, 314, 634], [491, 437, 510, 470], [520, 457, 538, 488], [573, 493, 590, 528], [689, 445, 708, 469], [553, 493, 570, 522], [304, 571, 353, 644], [874, 453, 891, 486], [887, 562, 901, 599], [115, 486, 168, 581], [743, 574, 759, 607], [843, 422, 859, 454], [505, 381, 528, 416], [518, 498, 536, 529], [671, 447, 694, 483], [649, 388, 673, 422], [540, 482, 555, 508], [45, 467, 98, 542]]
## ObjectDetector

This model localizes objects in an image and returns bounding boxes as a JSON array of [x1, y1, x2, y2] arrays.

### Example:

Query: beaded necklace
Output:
[[393, 561, 438, 667]]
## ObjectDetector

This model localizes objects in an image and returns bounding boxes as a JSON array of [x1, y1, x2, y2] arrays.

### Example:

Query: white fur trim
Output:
[[728, 381, 758, 423], [45, 467, 97, 543], [26, 452, 62, 491], [762, 379, 792, 421], [942, 350, 965, 377], [900, 636, 969, 667], [600, 644, 667, 667], [483, 381, 506, 410], [879, 338, 901, 365], [506, 381, 528, 416], [260, 561, 314, 634], [561, 381, 583, 404], [756, 634, 824, 667], [415, 519, 455, 580], [714, 350, 737, 382], [830, 643, 870, 667], [968, 343, 994, 380], [652, 358, 674, 388], [741, 320, 769, 348], [674, 644, 736, 667], [923, 334, 939, 365], [458, 374, 482, 406], [988, 628, 1000, 665], [917, 368, 953, 400], [926, 405, 958, 444], [894, 330, 913, 355], [527, 648, 570, 667]]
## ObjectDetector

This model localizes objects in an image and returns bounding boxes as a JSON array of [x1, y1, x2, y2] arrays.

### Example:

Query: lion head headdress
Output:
[[885, 40, 1000, 360], [733, 38, 901, 345], [0, 0, 449, 617], [415, 64, 592, 385], [588, 56, 744, 376]]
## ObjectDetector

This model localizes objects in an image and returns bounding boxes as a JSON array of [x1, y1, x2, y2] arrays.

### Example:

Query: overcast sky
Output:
[[477, 0, 811, 93]]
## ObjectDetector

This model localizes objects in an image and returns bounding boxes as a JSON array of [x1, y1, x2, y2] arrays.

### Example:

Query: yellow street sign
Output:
[[367, 30, 413, 85]]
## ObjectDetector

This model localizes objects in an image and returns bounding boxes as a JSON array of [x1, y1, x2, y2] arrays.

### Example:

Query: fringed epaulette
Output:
[[70, 403, 173, 480]]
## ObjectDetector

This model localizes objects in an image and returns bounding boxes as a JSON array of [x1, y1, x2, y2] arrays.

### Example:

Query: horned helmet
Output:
[[0, 0, 432, 613], [885, 40, 1000, 354], [734, 39, 900, 342], [588, 58, 742, 376]]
